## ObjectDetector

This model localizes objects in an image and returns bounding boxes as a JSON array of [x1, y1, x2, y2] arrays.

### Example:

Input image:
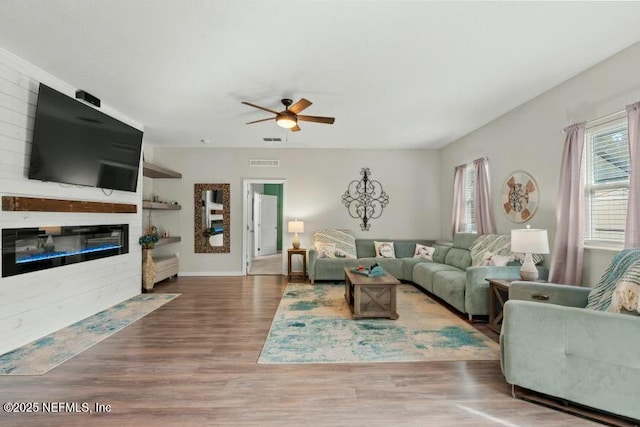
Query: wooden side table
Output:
[[287, 248, 307, 282], [487, 278, 511, 334]]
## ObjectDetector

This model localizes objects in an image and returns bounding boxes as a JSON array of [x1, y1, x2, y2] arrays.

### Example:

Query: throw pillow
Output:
[[489, 254, 514, 267], [476, 251, 514, 267], [315, 242, 336, 259], [374, 241, 396, 258], [586, 249, 640, 311], [414, 244, 435, 260], [608, 274, 640, 315]]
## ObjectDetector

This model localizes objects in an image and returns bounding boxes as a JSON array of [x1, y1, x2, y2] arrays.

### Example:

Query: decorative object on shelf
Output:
[[287, 220, 304, 249], [139, 227, 159, 249], [194, 183, 230, 253], [342, 167, 389, 231], [501, 171, 539, 223], [511, 226, 549, 281]]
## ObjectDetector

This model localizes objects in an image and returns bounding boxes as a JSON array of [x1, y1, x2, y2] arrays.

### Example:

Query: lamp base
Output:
[[292, 242, 300, 249], [519, 253, 539, 281], [292, 232, 300, 249]]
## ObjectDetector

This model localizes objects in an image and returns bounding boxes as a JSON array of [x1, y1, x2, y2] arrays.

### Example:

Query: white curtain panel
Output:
[[549, 122, 586, 285], [451, 164, 467, 238], [473, 157, 497, 234], [625, 102, 640, 248]]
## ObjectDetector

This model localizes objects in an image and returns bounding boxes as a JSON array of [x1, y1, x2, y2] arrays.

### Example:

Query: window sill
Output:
[[584, 243, 623, 253]]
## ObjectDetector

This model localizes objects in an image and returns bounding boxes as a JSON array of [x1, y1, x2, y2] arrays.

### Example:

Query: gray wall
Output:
[[151, 148, 441, 275], [440, 41, 640, 285]]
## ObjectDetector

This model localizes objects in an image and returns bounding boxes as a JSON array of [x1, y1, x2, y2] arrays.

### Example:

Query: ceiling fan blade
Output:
[[289, 98, 312, 114], [291, 124, 301, 132], [246, 117, 275, 125], [297, 115, 335, 124], [241, 101, 279, 115]]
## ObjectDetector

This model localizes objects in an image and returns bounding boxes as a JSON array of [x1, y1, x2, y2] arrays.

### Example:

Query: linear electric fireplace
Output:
[[2, 224, 129, 277]]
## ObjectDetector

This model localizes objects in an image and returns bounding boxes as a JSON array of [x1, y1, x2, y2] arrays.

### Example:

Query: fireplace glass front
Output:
[[2, 224, 129, 277]]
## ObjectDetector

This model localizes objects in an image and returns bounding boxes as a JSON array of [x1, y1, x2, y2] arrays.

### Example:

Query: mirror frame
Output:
[[194, 183, 230, 253]]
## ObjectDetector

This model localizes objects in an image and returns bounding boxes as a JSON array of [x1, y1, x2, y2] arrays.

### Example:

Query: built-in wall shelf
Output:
[[156, 236, 181, 246], [142, 201, 182, 210], [2, 196, 137, 213], [142, 161, 182, 179]]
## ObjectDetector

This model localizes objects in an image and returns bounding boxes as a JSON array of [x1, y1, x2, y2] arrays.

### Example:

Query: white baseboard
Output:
[[179, 271, 244, 277]]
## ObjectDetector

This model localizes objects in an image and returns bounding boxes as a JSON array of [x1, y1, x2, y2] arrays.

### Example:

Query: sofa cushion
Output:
[[452, 232, 480, 250], [432, 246, 450, 264], [402, 257, 430, 281], [314, 257, 359, 281], [313, 229, 357, 259], [444, 248, 472, 270], [412, 262, 461, 293], [432, 270, 467, 313]]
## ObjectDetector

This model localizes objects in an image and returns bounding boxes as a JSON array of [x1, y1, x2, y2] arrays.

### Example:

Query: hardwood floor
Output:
[[0, 276, 596, 427]]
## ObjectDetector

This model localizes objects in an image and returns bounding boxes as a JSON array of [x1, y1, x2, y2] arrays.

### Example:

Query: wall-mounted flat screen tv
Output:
[[28, 83, 143, 192]]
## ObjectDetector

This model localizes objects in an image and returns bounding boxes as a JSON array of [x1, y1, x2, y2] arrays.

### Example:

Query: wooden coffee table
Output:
[[344, 267, 400, 319]]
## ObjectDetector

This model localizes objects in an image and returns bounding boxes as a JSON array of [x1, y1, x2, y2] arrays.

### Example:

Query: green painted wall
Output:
[[263, 184, 283, 251]]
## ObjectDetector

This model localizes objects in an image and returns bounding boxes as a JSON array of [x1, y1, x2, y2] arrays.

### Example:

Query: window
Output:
[[584, 115, 629, 245], [462, 162, 476, 233]]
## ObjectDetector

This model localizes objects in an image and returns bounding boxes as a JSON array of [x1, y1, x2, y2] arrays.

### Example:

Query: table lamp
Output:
[[287, 220, 304, 249], [511, 226, 549, 281]]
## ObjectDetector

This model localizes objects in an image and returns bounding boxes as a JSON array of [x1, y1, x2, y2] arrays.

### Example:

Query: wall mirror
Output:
[[194, 183, 230, 253]]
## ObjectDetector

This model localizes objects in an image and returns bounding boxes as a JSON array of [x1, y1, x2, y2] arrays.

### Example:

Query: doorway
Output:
[[242, 179, 286, 276]]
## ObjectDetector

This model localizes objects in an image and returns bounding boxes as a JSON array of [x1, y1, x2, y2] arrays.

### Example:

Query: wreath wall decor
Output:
[[501, 171, 539, 223], [342, 167, 389, 231]]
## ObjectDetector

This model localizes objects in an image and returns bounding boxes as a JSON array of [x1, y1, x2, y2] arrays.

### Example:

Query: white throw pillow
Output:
[[413, 244, 435, 260], [609, 280, 640, 315], [315, 242, 336, 259], [374, 241, 396, 258]]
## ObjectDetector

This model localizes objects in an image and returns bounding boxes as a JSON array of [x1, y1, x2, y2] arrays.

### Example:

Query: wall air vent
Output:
[[249, 159, 280, 168], [263, 137, 283, 142]]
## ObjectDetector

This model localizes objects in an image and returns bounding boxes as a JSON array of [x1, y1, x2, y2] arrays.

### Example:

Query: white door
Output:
[[258, 194, 278, 256]]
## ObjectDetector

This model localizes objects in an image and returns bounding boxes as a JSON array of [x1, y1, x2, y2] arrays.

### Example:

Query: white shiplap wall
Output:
[[0, 47, 143, 355]]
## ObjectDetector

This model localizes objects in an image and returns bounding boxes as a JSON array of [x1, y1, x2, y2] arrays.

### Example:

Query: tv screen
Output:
[[28, 84, 143, 192]]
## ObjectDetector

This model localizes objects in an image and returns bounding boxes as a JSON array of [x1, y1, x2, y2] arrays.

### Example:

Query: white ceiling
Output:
[[1, 1, 640, 150]]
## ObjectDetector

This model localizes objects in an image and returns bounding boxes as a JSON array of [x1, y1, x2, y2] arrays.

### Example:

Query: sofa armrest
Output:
[[509, 281, 590, 308], [308, 248, 317, 282]]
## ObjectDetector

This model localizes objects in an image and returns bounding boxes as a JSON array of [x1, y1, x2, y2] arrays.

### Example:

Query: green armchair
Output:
[[500, 280, 640, 421]]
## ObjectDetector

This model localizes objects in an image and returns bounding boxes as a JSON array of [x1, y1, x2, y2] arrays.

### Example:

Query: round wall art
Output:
[[501, 171, 539, 223]]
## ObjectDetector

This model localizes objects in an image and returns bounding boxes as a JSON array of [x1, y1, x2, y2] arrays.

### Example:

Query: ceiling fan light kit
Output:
[[276, 111, 297, 129], [242, 97, 335, 132]]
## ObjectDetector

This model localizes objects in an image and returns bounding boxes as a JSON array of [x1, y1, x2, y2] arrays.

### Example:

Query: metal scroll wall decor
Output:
[[342, 167, 389, 231]]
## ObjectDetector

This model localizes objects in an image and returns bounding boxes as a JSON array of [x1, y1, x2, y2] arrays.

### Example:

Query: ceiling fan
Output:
[[241, 98, 335, 132]]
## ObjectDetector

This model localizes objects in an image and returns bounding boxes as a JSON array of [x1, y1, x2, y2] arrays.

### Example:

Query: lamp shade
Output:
[[287, 220, 304, 234], [511, 228, 549, 254]]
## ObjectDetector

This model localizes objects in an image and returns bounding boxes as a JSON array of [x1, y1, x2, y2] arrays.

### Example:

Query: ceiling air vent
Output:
[[249, 159, 280, 167]]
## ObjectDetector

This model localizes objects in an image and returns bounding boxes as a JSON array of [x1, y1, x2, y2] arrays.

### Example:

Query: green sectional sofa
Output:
[[309, 231, 548, 320]]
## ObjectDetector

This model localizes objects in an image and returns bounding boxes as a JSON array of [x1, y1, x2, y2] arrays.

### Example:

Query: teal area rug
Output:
[[0, 293, 180, 375], [258, 283, 498, 364]]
